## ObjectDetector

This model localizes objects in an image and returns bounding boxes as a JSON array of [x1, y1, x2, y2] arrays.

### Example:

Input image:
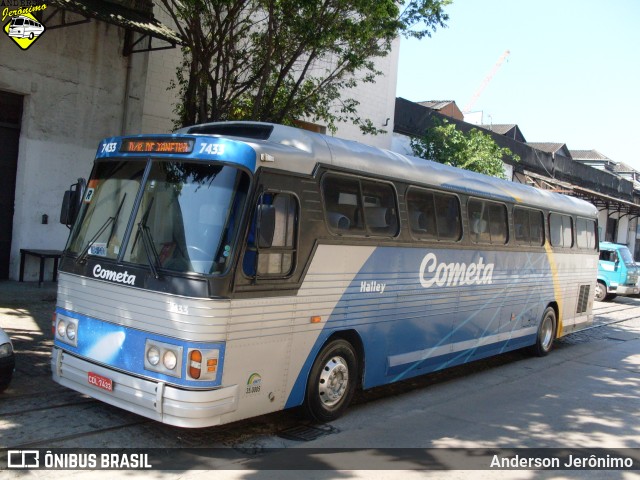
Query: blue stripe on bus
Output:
[[54, 308, 225, 388], [285, 246, 553, 409]]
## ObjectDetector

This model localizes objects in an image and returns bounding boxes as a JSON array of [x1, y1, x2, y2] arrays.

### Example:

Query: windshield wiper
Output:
[[137, 222, 161, 279], [76, 194, 127, 264], [133, 197, 161, 279]]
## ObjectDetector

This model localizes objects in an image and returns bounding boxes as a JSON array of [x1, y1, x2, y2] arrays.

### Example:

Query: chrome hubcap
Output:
[[318, 356, 349, 407]]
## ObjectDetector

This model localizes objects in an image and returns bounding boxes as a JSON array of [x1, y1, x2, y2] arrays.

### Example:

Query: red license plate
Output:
[[88, 372, 113, 392]]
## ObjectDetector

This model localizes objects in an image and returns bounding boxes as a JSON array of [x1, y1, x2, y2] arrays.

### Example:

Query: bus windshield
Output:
[[67, 160, 250, 275]]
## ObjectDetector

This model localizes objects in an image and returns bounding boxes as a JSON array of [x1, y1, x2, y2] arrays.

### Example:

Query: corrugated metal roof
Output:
[[527, 142, 569, 155], [48, 0, 182, 45], [417, 100, 456, 110], [569, 149, 611, 161], [612, 162, 637, 173], [479, 124, 516, 135]]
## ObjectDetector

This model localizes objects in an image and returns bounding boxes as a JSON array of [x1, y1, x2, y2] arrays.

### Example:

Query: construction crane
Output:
[[462, 50, 510, 113]]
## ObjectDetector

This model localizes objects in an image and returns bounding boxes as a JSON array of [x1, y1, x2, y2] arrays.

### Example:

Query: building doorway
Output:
[[605, 217, 618, 243], [0, 91, 23, 279]]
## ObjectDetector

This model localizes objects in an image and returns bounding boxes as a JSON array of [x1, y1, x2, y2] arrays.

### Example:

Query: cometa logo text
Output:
[[93, 264, 136, 285], [419, 253, 494, 288]]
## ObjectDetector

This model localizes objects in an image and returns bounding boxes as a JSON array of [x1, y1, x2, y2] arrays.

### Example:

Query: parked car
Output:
[[0, 327, 15, 392], [596, 242, 640, 301], [8, 15, 45, 40]]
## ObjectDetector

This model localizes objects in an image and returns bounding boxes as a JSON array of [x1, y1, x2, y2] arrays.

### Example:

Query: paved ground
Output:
[[1, 280, 640, 479]]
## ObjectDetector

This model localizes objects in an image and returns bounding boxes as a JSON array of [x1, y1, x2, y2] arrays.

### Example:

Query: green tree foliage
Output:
[[410, 119, 519, 179], [159, 0, 451, 132]]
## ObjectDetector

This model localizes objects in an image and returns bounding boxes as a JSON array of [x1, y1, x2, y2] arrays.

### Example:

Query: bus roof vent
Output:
[[185, 123, 274, 140]]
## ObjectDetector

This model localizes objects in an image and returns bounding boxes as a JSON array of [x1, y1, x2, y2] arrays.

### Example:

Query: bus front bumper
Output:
[[52, 347, 238, 428]]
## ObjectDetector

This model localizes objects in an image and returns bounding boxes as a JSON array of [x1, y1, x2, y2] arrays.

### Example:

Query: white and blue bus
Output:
[[52, 122, 599, 428]]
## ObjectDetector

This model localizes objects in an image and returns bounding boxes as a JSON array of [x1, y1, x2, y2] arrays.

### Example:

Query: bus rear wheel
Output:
[[304, 338, 358, 423], [531, 307, 556, 357]]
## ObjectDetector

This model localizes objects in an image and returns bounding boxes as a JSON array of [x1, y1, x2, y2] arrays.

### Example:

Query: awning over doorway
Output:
[[523, 170, 640, 220], [45, 0, 182, 54]]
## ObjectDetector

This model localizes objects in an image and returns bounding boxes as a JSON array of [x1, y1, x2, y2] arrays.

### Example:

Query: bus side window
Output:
[[434, 192, 461, 240], [576, 218, 596, 249], [406, 188, 437, 239], [322, 175, 364, 234], [361, 180, 398, 236], [514, 207, 545, 246], [549, 213, 562, 247], [243, 192, 298, 277], [530, 210, 545, 246], [488, 203, 508, 244], [468, 199, 507, 245], [549, 213, 573, 248], [406, 187, 461, 242], [468, 199, 490, 244]]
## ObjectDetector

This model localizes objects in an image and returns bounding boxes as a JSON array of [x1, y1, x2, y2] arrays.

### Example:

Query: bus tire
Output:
[[594, 281, 607, 302], [532, 307, 556, 357], [303, 338, 358, 423]]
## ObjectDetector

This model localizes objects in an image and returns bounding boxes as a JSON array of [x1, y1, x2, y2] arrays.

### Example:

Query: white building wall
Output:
[[1, 21, 148, 280], [391, 132, 413, 156], [332, 37, 400, 150], [617, 215, 629, 245], [141, 7, 182, 133], [142, 8, 400, 149]]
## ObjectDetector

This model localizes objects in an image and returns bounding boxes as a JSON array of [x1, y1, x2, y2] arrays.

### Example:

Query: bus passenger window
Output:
[[322, 174, 398, 237], [243, 192, 298, 277], [488, 203, 508, 244], [468, 199, 507, 245], [530, 210, 545, 245], [406, 189, 437, 239], [514, 207, 530, 243], [322, 175, 364, 234], [514, 207, 544, 246], [434, 193, 461, 240], [549, 213, 573, 248], [407, 188, 460, 241], [576, 218, 596, 249], [361, 180, 398, 236]]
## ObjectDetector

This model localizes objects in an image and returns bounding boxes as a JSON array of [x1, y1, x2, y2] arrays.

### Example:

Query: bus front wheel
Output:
[[303, 339, 358, 423], [532, 307, 556, 357]]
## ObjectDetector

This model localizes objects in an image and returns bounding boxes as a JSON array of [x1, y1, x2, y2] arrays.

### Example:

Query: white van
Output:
[[8, 16, 44, 40]]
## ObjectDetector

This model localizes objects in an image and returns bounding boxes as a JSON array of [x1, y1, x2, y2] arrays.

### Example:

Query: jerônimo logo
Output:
[[2, 1, 47, 50]]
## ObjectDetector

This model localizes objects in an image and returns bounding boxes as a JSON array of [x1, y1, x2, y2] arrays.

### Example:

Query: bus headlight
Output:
[[147, 347, 160, 366], [163, 350, 177, 370], [144, 339, 182, 378], [57, 320, 67, 338], [55, 315, 79, 347], [66, 322, 77, 341]]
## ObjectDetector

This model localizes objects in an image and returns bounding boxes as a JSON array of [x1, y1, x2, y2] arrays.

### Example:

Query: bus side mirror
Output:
[[257, 204, 275, 248], [60, 178, 86, 228]]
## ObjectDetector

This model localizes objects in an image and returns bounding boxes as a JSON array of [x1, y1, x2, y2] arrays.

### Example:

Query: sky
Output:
[[396, 0, 640, 170]]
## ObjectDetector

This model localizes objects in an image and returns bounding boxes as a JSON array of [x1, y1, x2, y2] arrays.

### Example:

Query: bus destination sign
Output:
[[120, 139, 194, 154]]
